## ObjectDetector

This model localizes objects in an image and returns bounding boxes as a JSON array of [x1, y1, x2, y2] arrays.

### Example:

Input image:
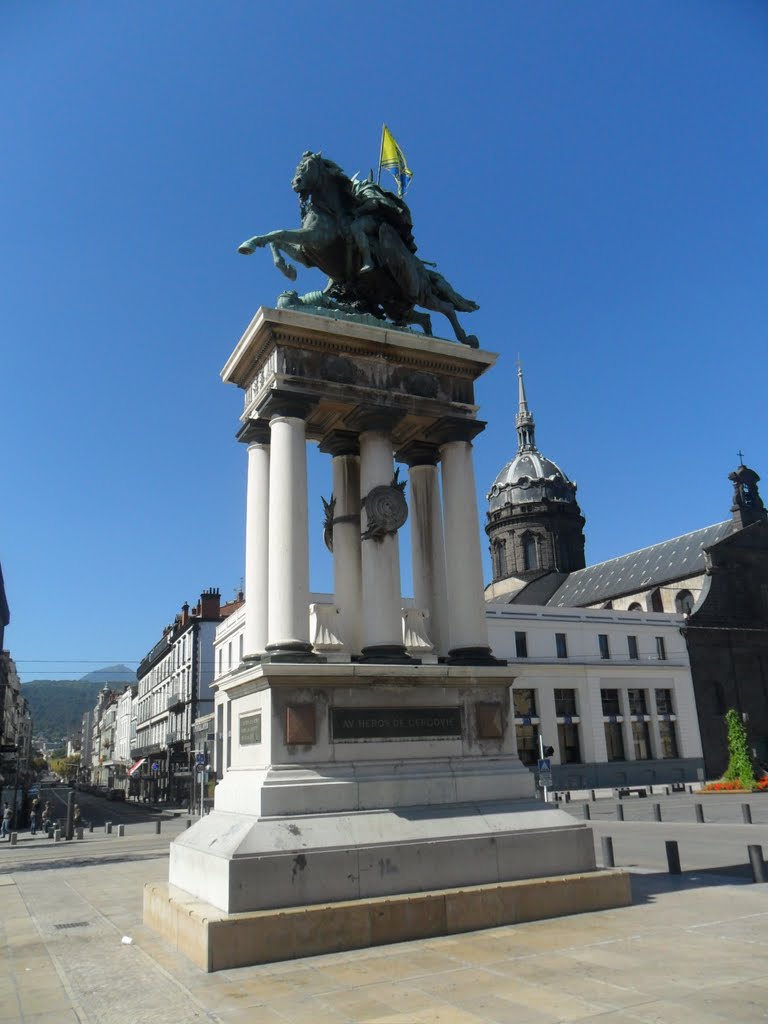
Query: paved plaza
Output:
[[1, 796, 768, 1024]]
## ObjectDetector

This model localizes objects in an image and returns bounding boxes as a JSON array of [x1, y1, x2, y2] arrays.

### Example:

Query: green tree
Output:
[[50, 754, 80, 779], [722, 709, 755, 790]]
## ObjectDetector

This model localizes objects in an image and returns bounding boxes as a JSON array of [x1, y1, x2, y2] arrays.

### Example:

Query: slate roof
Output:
[[547, 520, 733, 607]]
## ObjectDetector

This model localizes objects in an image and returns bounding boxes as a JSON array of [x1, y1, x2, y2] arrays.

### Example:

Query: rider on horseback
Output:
[[346, 179, 417, 274]]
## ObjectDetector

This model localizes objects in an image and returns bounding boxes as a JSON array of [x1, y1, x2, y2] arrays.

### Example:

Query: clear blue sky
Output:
[[3, 2, 767, 682]]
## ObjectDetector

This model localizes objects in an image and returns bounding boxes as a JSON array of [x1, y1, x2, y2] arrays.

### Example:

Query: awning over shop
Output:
[[127, 757, 146, 777]]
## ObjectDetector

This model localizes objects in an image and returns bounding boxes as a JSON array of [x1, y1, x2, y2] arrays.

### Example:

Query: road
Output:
[[560, 789, 768, 877], [37, 784, 185, 829]]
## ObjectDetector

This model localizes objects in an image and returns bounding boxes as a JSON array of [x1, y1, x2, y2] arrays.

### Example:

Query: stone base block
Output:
[[144, 870, 631, 973], [168, 801, 596, 913]]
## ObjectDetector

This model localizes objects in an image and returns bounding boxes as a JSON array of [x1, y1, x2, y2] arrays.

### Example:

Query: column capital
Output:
[[318, 429, 360, 458], [344, 406, 404, 435], [261, 391, 316, 421], [236, 419, 271, 445], [426, 417, 486, 446], [395, 441, 441, 468]]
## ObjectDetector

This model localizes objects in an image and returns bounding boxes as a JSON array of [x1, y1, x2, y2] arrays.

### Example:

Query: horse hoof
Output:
[[237, 243, 255, 255], [358, 264, 374, 275], [464, 335, 480, 349]]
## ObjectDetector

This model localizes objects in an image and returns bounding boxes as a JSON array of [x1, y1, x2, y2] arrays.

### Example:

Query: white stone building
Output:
[[132, 589, 242, 806], [487, 603, 701, 789]]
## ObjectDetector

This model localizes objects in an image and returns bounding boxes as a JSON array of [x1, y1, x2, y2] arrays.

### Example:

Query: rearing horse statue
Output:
[[238, 152, 480, 347]]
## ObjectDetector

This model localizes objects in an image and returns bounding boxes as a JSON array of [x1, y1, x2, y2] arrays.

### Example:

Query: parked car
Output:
[[107, 789, 126, 801], [96, 785, 109, 797]]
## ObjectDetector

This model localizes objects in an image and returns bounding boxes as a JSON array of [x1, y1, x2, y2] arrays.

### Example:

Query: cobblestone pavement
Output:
[[1, 822, 768, 1023]]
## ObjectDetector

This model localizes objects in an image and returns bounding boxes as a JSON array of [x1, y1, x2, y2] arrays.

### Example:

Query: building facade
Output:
[[484, 369, 768, 779], [132, 589, 242, 806], [487, 603, 702, 789]]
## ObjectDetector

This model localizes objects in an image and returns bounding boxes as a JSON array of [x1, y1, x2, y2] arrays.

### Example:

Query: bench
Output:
[[617, 786, 648, 798]]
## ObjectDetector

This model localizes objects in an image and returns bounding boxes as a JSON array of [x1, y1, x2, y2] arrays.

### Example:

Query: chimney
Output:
[[181, 601, 190, 626], [198, 587, 221, 619]]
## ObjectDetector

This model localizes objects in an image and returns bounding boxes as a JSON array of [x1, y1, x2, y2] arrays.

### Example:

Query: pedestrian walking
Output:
[[1, 803, 12, 841], [41, 801, 51, 831], [73, 805, 82, 830], [30, 796, 40, 834]]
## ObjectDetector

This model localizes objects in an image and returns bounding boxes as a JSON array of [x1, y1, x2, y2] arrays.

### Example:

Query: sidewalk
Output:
[[2, 827, 768, 1024]]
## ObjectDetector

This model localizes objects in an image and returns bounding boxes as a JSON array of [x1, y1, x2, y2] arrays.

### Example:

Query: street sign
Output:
[[537, 758, 551, 772], [151, 762, 159, 772], [538, 771, 553, 787], [195, 753, 205, 765]]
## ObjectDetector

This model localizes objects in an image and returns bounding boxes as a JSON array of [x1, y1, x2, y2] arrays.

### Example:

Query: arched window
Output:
[[675, 590, 694, 615], [628, 602, 642, 612], [522, 534, 538, 571], [495, 539, 508, 578], [649, 589, 664, 613]]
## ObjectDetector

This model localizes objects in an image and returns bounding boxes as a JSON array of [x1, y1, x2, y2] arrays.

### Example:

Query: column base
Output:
[[359, 644, 416, 665], [446, 646, 507, 667], [262, 642, 322, 664]]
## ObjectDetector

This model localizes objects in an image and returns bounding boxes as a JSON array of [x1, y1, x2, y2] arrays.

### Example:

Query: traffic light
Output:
[[542, 745, 555, 758]]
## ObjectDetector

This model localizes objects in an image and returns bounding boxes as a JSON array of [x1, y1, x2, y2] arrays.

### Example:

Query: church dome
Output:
[[488, 450, 577, 513], [485, 363, 586, 584], [486, 364, 578, 514]]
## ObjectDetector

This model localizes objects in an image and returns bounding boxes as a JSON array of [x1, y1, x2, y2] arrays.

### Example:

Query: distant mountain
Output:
[[79, 664, 136, 685], [22, 665, 137, 741]]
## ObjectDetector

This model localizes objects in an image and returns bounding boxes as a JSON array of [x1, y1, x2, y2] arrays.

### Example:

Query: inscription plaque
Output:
[[239, 712, 262, 746], [331, 706, 462, 740]]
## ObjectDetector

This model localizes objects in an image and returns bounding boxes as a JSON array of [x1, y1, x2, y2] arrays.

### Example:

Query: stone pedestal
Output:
[[147, 308, 628, 967]]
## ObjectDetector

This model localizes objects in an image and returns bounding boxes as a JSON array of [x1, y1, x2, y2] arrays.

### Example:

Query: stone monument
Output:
[[144, 155, 630, 972]]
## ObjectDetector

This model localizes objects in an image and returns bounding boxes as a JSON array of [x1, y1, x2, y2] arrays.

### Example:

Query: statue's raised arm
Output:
[[238, 151, 479, 347]]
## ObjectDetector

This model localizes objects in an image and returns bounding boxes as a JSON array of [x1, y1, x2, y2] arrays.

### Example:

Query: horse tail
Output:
[[427, 271, 479, 312]]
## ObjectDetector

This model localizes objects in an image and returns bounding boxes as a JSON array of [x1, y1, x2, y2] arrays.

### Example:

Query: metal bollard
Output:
[[590, 789, 596, 801], [583, 803, 591, 820], [695, 804, 705, 823], [748, 845, 766, 883], [601, 836, 615, 868], [10, 832, 17, 846], [89, 822, 94, 833], [664, 786, 670, 796], [76, 827, 83, 840], [54, 829, 62, 843], [117, 824, 125, 837], [653, 803, 662, 822], [742, 803, 753, 824], [155, 820, 161, 835], [616, 803, 625, 821], [186, 819, 192, 830], [665, 840, 681, 875], [105, 822, 112, 835]]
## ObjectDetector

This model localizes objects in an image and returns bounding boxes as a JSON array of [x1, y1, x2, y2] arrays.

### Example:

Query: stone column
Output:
[[265, 397, 315, 661], [397, 443, 449, 658], [430, 418, 501, 665], [239, 421, 270, 658], [351, 411, 409, 662], [319, 431, 363, 656]]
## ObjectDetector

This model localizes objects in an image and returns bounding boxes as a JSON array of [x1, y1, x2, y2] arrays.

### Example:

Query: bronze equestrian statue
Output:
[[238, 152, 480, 347]]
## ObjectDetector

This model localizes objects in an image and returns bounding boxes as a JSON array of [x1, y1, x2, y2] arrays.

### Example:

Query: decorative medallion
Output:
[[361, 469, 408, 541]]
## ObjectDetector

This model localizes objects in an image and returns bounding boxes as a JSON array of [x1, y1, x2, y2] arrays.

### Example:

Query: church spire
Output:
[[515, 359, 536, 452]]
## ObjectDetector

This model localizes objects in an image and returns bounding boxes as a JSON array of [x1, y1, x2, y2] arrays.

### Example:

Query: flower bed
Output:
[[700, 777, 768, 793]]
